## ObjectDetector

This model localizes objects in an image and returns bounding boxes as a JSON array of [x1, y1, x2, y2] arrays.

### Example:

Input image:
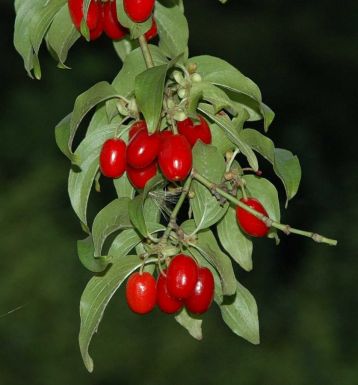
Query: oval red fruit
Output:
[[123, 0, 155, 23], [185, 267, 215, 314], [103, 0, 128, 40], [236, 197, 270, 237], [158, 134, 192, 182], [145, 18, 158, 41], [156, 272, 183, 314], [126, 130, 160, 169], [128, 120, 147, 140], [99, 138, 126, 178], [68, 0, 103, 40], [126, 272, 156, 314], [127, 162, 157, 189], [177, 115, 212, 147], [166, 255, 198, 300]]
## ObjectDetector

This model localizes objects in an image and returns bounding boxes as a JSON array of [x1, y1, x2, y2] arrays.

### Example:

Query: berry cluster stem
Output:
[[138, 35, 154, 68], [192, 170, 338, 246]]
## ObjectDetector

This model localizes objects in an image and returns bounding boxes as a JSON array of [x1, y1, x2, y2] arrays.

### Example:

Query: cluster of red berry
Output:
[[99, 115, 211, 188], [68, 0, 157, 41], [126, 254, 215, 315]]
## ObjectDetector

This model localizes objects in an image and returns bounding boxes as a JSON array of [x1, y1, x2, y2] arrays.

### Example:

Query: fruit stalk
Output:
[[138, 34, 154, 68], [192, 170, 338, 246]]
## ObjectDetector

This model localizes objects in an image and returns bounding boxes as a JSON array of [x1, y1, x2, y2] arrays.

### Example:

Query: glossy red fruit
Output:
[[68, 0, 103, 40], [145, 18, 158, 41], [127, 162, 157, 189], [156, 272, 183, 314], [159, 130, 173, 143], [166, 255, 198, 300], [103, 0, 128, 40], [236, 197, 269, 237], [123, 0, 155, 23], [185, 267, 215, 314], [177, 115, 212, 147], [128, 120, 147, 140], [126, 272, 156, 314], [99, 138, 126, 178], [158, 134, 192, 182], [126, 129, 160, 169]]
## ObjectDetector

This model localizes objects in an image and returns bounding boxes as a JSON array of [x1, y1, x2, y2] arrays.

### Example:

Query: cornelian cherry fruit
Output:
[[127, 162, 157, 189], [99, 138, 126, 178], [126, 272, 156, 314], [68, 0, 103, 40], [156, 271, 183, 314], [128, 120, 147, 140], [123, 0, 155, 23], [177, 115, 212, 147], [185, 267, 215, 314], [103, 0, 127, 40], [166, 255, 198, 300], [158, 134, 192, 182], [126, 129, 160, 169], [236, 197, 270, 237]]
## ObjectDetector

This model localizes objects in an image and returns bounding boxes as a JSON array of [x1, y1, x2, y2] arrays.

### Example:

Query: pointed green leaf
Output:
[[128, 194, 148, 237], [175, 308, 202, 340], [239, 128, 275, 163], [77, 236, 111, 273]]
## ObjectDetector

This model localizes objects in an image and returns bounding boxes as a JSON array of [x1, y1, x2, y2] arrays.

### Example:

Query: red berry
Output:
[[127, 162, 157, 189], [68, 0, 103, 40], [156, 272, 183, 314], [236, 197, 269, 237], [177, 115, 212, 147], [166, 255, 198, 300], [126, 272, 156, 314], [159, 130, 173, 143], [126, 129, 160, 169], [99, 138, 126, 178], [103, 0, 128, 40], [185, 267, 215, 314], [123, 0, 155, 23], [128, 120, 147, 140], [158, 134, 192, 182], [145, 18, 158, 41]]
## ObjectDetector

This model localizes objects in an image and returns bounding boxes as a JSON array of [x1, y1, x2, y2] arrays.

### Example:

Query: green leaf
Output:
[[220, 281, 260, 345], [191, 142, 228, 231], [113, 46, 168, 97], [210, 123, 234, 154], [114, 173, 135, 199], [128, 194, 148, 238], [175, 308, 202, 340], [46, 3, 80, 67], [68, 124, 116, 225], [198, 103, 258, 171], [274, 148, 302, 206], [155, 1, 189, 60], [79, 254, 142, 372], [241, 175, 281, 223], [239, 128, 275, 163], [69, 82, 121, 158], [194, 229, 236, 296], [86, 104, 110, 136], [135, 65, 168, 133], [77, 236, 111, 273], [217, 207, 253, 271], [113, 37, 139, 62], [92, 198, 132, 256], [55, 113, 78, 163]]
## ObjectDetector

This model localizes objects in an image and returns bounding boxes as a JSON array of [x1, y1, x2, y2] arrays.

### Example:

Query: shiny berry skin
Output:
[[166, 255, 198, 300], [123, 0, 155, 23], [126, 272, 156, 314], [68, 0, 103, 40], [156, 272, 183, 314], [127, 162, 157, 189], [159, 130, 173, 143], [103, 0, 128, 40], [185, 267, 215, 314], [236, 197, 269, 237], [145, 19, 158, 41], [126, 130, 160, 169], [99, 138, 126, 178], [158, 134, 192, 182], [128, 120, 147, 140], [177, 115, 212, 147]]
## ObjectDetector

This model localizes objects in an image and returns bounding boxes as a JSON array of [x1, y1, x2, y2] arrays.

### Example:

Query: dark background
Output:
[[1, 1, 357, 384]]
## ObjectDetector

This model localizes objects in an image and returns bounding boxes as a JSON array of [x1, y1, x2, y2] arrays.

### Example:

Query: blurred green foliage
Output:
[[1, 1, 357, 384]]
